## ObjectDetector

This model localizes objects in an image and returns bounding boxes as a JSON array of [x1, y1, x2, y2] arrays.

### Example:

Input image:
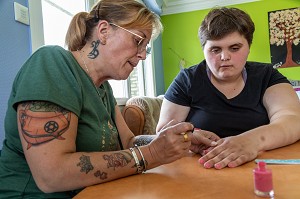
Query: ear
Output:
[[96, 20, 109, 45]]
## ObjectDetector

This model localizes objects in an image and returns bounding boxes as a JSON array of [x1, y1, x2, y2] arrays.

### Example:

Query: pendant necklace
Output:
[[77, 49, 114, 149], [77, 49, 102, 99]]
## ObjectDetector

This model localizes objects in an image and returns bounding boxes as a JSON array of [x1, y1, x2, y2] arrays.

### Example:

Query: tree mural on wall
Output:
[[269, 7, 300, 68]]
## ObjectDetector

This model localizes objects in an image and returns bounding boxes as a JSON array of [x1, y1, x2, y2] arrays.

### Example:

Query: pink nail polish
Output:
[[253, 161, 274, 197], [214, 163, 221, 169], [198, 158, 205, 164], [204, 162, 211, 168]]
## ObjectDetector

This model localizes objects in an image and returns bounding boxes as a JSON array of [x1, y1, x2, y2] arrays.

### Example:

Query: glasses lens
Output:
[[137, 38, 144, 46], [146, 46, 151, 55], [137, 44, 151, 56]]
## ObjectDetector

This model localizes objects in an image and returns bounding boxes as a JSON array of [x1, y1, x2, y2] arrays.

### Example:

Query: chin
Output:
[[120, 73, 131, 80], [114, 69, 132, 80], [126, 68, 134, 77]]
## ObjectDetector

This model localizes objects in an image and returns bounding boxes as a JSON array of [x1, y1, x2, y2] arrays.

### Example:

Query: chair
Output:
[[122, 96, 164, 136]]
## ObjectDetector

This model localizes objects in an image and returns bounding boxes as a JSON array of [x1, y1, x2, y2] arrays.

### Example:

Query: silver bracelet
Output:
[[129, 148, 143, 174], [135, 145, 147, 172]]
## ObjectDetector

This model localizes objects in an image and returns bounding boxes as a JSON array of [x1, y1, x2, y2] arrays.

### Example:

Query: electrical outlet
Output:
[[14, 2, 30, 25]]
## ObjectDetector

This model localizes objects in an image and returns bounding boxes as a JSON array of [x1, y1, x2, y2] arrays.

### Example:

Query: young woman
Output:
[[157, 7, 300, 170]]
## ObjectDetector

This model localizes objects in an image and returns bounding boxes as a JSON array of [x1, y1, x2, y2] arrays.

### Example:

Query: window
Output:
[[28, 0, 155, 105], [41, 0, 86, 47]]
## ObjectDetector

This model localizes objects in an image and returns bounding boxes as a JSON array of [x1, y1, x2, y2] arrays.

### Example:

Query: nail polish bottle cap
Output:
[[258, 161, 267, 171]]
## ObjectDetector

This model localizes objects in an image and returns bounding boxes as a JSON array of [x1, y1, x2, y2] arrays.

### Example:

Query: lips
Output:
[[128, 61, 137, 68], [220, 64, 232, 67]]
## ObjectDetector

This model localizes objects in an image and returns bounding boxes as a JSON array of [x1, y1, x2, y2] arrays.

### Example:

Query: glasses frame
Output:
[[109, 23, 151, 56]]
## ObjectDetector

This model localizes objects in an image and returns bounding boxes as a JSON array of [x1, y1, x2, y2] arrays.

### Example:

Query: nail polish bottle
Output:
[[253, 161, 274, 197]]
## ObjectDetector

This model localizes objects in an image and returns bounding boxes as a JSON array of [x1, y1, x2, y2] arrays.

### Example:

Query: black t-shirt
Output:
[[165, 60, 290, 137]]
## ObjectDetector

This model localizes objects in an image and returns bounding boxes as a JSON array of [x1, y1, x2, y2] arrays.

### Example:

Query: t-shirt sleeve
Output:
[[11, 46, 82, 115], [164, 69, 192, 107], [268, 68, 290, 87]]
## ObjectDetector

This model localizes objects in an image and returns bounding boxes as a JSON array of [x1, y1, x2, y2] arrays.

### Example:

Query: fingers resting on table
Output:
[[153, 121, 260, 169], [198, 135, 259, 169]]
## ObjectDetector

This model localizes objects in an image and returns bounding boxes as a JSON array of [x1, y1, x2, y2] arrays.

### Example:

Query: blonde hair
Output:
[[65, 0, 163, 51]]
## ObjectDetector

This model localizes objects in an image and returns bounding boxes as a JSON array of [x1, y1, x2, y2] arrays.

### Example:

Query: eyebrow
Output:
[[138, 31, 147, 38], [230, 43, 243, 47], [209, 42, 244, 49]]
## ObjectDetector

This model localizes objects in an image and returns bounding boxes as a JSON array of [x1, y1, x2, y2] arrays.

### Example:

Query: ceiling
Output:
[[161, 0, 260, 15]]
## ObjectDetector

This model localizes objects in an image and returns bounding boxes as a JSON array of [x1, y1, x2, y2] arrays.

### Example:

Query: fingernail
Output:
[[214, 163, 221, 169], [198, 158, 205, 164], [211, 141, 217, 146], [204, 162, 211, 168], [204, 163, 211, 169], [228, 162, 235, 168]]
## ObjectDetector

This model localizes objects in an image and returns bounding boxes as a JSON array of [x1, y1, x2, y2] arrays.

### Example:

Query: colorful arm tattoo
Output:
[[18, 101, 71, 149]]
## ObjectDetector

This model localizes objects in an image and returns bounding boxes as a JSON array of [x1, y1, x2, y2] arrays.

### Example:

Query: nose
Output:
[[137, 49, 147, 60], [221, 51, 231, 61], [137, 45, 151, 60]]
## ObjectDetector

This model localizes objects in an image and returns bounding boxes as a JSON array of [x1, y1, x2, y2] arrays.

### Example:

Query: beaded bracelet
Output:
[[134, 145, 147, 172], [129, 147, 143, 174]]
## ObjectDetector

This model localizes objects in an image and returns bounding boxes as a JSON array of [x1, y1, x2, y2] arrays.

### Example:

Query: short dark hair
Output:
[[198, 7, 255, 47]]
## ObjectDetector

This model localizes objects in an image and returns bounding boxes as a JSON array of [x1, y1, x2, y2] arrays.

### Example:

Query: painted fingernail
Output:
[[214, 163, 222, 169], [204, 162, 211, 168], [198, 158, 205, 164], [228, 162, 236, 168]]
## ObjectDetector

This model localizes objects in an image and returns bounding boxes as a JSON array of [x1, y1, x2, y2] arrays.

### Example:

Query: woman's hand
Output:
[[148, 120, 194, 165], [198, 134, 259, 169], [189, 128, 220, 155]]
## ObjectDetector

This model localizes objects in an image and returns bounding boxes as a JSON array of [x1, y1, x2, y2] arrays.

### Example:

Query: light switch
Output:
[[14, 2, 30, 25]]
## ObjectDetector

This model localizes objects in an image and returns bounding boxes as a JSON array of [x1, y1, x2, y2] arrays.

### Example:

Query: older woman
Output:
[[0, 0, 218, 198]]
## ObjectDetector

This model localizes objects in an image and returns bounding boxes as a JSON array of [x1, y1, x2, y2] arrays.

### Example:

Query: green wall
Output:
[[161, 0, 300, 91]]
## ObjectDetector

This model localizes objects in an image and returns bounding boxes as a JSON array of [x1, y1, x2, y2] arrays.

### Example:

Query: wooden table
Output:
[[74, 141, 300, 199]]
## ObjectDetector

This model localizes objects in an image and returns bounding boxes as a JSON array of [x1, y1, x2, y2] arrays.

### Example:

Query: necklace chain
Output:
[[77, 49, 102, 99], [78, 49, 90, 75]]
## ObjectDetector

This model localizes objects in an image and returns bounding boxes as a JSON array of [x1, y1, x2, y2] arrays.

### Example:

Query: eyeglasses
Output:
[[109, 23, 151, 56]]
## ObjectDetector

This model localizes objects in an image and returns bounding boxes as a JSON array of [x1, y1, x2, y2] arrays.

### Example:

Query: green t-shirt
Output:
[[0, 46, 121, 198]]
